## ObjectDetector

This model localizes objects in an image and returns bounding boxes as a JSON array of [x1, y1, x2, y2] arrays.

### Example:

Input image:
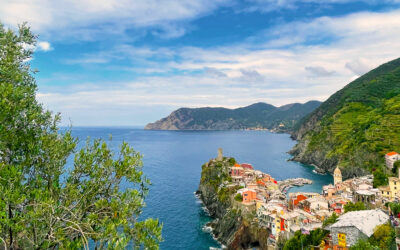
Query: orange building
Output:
[[242, 189, 257, 203], [257, 180, 266, 187]]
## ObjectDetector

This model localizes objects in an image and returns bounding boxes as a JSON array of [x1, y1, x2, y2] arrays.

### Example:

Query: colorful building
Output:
[[241, 163, 254, 170], [385, 151, 400, 169], [379, 177, 400, 201], [242, 188, 257, 203], [230, 163, 244, 183]]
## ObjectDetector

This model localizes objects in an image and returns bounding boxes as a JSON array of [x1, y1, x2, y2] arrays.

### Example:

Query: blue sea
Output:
[[68, 127, 332, 249]]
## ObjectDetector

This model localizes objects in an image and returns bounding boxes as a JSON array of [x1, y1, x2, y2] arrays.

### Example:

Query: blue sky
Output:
[[1, 0, 400, 126]]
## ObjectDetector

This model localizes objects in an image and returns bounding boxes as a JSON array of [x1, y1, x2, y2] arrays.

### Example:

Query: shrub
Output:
[[234, 193, 243, 202], [344, 202, 366, 213]]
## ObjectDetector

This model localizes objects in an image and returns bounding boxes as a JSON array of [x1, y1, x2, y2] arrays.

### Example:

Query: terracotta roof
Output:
[[386, 151, 399, 156], [241, 163, 254, 169]]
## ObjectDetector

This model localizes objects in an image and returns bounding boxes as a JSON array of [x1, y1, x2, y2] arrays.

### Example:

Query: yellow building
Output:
[[334, 166, 342, 185], [379, 185, 392, 200], [379, 177, 400, 201]]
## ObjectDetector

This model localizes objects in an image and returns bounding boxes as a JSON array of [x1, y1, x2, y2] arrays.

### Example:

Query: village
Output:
[[219, 149, 400, 249]]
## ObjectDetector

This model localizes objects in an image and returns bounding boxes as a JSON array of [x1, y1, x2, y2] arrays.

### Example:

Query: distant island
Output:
[[145, 101, 321, 132]]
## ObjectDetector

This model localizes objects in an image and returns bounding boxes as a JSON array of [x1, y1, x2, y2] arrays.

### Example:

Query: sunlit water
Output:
[[67, 128, 332, 249]]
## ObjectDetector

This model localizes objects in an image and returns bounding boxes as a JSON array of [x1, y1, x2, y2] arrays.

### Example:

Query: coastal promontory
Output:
[[145, 101, 321, 132]]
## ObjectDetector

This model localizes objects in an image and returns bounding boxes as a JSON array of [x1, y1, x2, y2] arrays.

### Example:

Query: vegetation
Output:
[[373, 169, 389, 187], [349, 239, 379, 250], [0, 23, 162, 249], [351, 224, 396, 249], [146, 101, 321, 131], [369, 224, 395, 249], [283, 228, 328, 250], [293, 58, 400, 173], [389, 202, 400, 217], [393, 160, 400, 175], [322, 212, 338, 227], [344, 202, 366, 213], [228, 157, 236, 166], [234, 193, 243, 202]]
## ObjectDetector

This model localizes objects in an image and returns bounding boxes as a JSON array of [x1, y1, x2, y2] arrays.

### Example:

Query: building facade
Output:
[[386, 151, 400, 169]]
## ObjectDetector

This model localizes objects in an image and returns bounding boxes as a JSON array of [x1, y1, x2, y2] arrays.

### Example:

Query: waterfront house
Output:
[[386, 152, 400, 169], [329, 209, 389, 249]]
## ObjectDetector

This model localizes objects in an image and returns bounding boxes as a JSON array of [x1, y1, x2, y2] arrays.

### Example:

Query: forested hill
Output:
[[290, 57, 400, 178], [144, 101, 321, 131]]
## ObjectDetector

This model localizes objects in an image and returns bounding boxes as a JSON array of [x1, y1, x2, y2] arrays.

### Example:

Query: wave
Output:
[[312, 169, 327, 175], [202, 225, 213, 233]]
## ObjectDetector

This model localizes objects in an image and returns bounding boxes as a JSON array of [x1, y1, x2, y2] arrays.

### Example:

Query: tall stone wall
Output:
[[331, 226, 367, 247]]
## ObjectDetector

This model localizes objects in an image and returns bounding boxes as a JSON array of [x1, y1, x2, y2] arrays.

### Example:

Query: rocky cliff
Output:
[[197, 158, 269, 249], [290, 58, 400, 178], [145, 101, 321, 132]]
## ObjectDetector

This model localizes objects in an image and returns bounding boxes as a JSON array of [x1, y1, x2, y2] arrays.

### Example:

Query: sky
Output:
[[1, 0, 400, 126]]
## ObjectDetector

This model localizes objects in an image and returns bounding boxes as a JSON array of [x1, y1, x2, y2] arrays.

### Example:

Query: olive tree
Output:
[[0, 23, 162, 249]]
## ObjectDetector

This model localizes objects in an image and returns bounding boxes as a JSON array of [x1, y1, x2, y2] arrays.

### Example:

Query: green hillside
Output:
[[291, 58, 400, 177], [145, 101, 321, 131]]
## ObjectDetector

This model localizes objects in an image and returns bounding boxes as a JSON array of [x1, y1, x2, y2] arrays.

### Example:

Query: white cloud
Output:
[[305, 66, 335, 77], [345, 58, 374, 75], [242, 0, 400, 12], [0, 0, 231, 40], [37, 41, 53, 51]]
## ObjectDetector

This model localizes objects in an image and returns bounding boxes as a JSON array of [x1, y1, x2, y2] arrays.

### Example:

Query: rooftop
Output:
[[386, 151, 399, 156], [329, 209, 389, 237]]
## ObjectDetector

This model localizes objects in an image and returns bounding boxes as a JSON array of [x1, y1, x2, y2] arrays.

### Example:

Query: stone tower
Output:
[[334, 166, 342, 185], [217, 148, 223, 161]]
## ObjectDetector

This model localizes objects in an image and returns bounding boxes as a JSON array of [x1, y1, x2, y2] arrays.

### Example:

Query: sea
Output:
[[67, 127, 333, 250]]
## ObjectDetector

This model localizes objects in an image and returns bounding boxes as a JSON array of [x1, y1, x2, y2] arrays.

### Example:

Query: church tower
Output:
[[334, 166, 342, 185]]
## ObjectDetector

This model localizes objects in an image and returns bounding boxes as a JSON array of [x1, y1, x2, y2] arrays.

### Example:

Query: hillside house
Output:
[[329, 209, 389, 249], [242, 188, 257, 204], [241, 163, 254, 170], [379, 177, 400, 201], [386, 152, 400, 169], [230, 163, 244, 183]]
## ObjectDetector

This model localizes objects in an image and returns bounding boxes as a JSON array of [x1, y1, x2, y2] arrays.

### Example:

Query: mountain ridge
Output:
[[144, 100, 321, 131], [290, 57, 400, 178]]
